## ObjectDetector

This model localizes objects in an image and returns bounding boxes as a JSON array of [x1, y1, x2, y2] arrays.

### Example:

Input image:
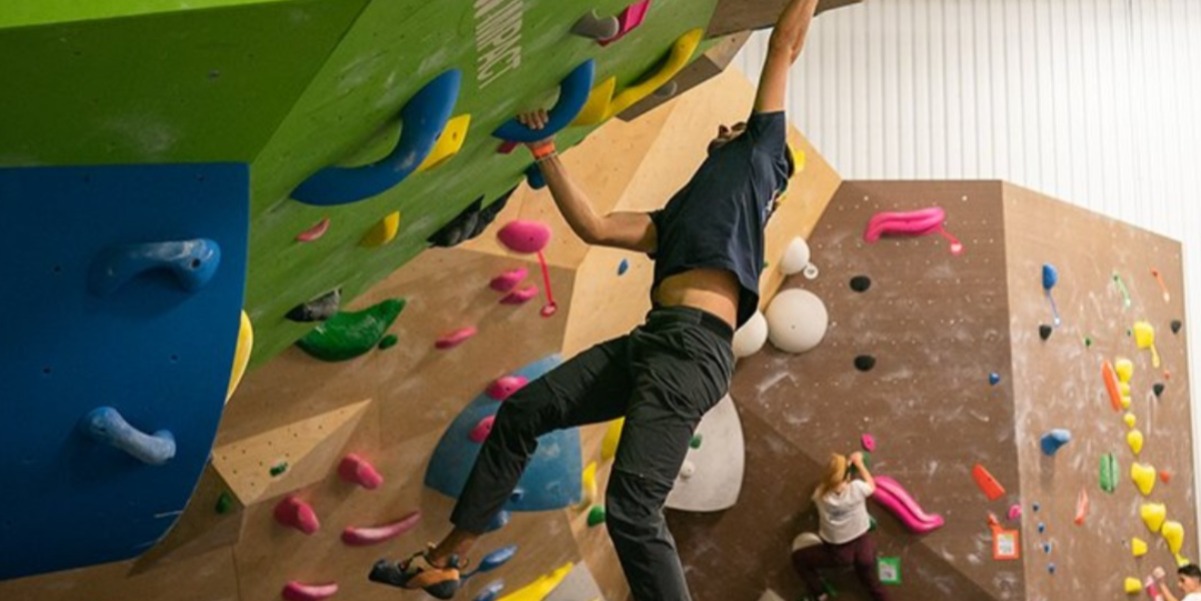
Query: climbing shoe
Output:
[[369, 544, 463, 599]]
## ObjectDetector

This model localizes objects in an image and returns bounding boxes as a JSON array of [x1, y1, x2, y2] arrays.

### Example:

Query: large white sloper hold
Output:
[[765, 288, 829, 353], [665, 395, 745, 512], [732, 310, 769, 358], [779, 237, 811, 275]]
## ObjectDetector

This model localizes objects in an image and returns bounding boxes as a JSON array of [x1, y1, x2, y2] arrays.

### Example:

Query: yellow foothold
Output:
[[580, 461, 598, 507], [789, 144, 807, 174], [418, 114, 472, 172], [226, 310, 253, 403], [601, 418, 624, 462], [1163, 520, 1185, 555], [1141, 502, 1167, 533], [1123, 413, 1137, 429], [362, 211, 401, 247], [1127, 429, 1144, 456], [1177, 554, 1191, 567], [573, 29, 703, 126], [1125, 577, 1143, 594], [1132, 463, 1156, 496], [1134, 321, 1161, 368], [1115, 358, 1135, 383], [496, 562, 573, 601], [573, 76, 617, 126], [1121, 395, 1132, 410], [1118, 381, 1132, 397], [1131, 537, 1148, 557]]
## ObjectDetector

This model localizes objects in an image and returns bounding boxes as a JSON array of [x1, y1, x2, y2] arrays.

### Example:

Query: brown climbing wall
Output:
[[1002, 183, 1196, 599], [707, 0, 862, 37]]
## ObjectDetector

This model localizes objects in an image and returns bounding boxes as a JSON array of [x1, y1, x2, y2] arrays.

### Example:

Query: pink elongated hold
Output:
[[341, 511, 422, 546], [487, 375, 529, 401], [871, 475, 944, 534], [469, 415, 496, 443], [436, 326, 477, 349], [599, 0, 651, 46], [338, 453, 383, 490], [296, 217, 331, 243], [863, 207, 963, 255], [282, 581, 339, 601], [500, 285, 538, 305], [490, 267, 529, 292], [497, 220, 551, 254], [860, 433, 877, 452], [274, 496, 320, 535]]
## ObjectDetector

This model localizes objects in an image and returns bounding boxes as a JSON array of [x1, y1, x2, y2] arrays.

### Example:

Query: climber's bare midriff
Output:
[[652, 268, 740, 329]]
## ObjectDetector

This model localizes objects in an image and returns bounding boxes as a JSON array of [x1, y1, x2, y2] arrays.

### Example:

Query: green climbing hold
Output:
[[1100, 453, 1118, 493], [821, 578, 838, 597], [270, 462, 289, 477], [869, 516, 878, 531], [877, 556, 902, 585], [378, 334, 399, 350], [1084, 337, 1093, 347], [215, 491, 234, 514], [297, 298, 406, 361], [587, 505, 606, 527], [689, 434, 703, 449]]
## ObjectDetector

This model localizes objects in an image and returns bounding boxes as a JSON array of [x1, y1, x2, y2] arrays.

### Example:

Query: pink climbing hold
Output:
[[1007, 504, 1022, 521], [341, 510, 422, 546], [469, 415, 496, 443], [863, 207, 963, 255], [296, 217, 331, 243], [274, 495, 320, 535], [282, 581, 339, 601], [490, 267, 529, 292], [436, 326, 478, 349], [500, 285, 538, 305], [497, 220, 551, 254], [861, 433, 877, 452], [871, 475, 945, 534], [599, 0, 651, 46], [338, 453, 384, 490], [487, 375, 529, 401]]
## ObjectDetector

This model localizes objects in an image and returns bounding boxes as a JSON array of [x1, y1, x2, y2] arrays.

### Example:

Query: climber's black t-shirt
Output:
[[648, 111, 791, 328]]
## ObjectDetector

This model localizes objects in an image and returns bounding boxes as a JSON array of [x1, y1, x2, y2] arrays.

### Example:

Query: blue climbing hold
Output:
[[494, 60, 595, 143], [1040, 429, 1072, 456], [469, 545, 518, 578], [1033, 502, 1041, 512], [472, 581, 505, 601], [1038, 522, 1046, 533], [1042, 264, 1058, 290], [484, 509, 510, 533], [293, 70, 462, 206], [525, 164, 546, 190], [89, 238, 221, 297], [989, 372, 1001, 386], [618, 258, 629, 276], [80, 407, 176, 465], [1043, 542, 1052, 553], [1047, 563, 1056, 574]]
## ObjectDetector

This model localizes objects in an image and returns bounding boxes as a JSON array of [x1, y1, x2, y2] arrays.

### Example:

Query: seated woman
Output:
[[791, 451, 892, 601]]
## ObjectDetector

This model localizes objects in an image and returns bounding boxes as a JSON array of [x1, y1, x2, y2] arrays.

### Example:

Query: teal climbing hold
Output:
[[1040, 429, 1071, 456], [296, 298, 406, 361]]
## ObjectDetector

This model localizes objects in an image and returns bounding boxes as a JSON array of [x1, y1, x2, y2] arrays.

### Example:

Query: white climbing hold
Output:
[[765, 289, 829, 354], [732, 310, 769, 358], [780, 237, 813, 276], [679, 460, 696, 479]]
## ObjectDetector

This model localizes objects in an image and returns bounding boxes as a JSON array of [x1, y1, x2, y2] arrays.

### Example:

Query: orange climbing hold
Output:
[[972, 464, 1005, 501], [1102, 361, 1122, 412], [1074, 489, 1089, 525]]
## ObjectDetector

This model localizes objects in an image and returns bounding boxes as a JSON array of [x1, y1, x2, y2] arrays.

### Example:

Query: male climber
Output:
[[370, 1, 819, 599]]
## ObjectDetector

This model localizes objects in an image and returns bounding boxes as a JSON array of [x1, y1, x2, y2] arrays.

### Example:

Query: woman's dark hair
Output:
[[1179, 564, 1201, 580]]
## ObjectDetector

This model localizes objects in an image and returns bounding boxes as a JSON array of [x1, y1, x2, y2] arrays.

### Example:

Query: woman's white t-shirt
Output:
[[815, 480, 873, 545], [1183, 592, 1201, 601]]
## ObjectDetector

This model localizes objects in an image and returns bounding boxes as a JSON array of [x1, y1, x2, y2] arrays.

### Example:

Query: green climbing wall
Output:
[[0, 0, 720, 364]]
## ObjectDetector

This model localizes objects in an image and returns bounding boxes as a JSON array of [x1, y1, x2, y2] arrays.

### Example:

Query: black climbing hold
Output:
[[286, 288, 341, 323], [850, 276, 872, 293], [1153, 383, 1166, 398], [1171, 320, 1183, 334], [854, 355, 876, 372], [428, 186, 515, 248], [1039, 325, 1053, 341]]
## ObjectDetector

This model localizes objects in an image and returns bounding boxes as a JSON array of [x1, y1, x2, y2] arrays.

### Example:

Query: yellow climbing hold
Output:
[[1132, 463, 1156, 496], [1115, 358, 1134, 382], [1119, 381, 1132, 397], [1124, 412, 1137, 429], [362, 211, 401, 247], [573, 29, 703, 126], [601, 418, 624, 461], [1131, 537, 1148, 557], [1163, 520, 1185, 555], [790, 144, 807, 174], [226, 310, 253, 403], [1142, 503, 1167, 533], [497, 562, 573, 601], [1125, 577, 1143, 594], [1134, 321, 1161, 368], [580, 461, 598, 508], [418, 114, 471, 172], [1127, 429, 1144, 456]]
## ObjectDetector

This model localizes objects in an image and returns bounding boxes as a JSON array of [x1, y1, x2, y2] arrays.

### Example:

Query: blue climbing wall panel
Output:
[[425, 355, 583, 511], [0, 164, 249, 580]]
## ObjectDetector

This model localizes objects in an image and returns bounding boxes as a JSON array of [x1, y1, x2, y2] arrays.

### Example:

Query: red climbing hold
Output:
[[436, 326, 478, 349], [469, 415, 496, 443], [500, 285, 538, 305], [338, 453, 384, 490], [296, 217, 331, 243], [341, 511, 422, 546], [1160, 470, 1173, 484], [274, 496, 320, 534], [490, 267, 529, 292], [1073, 489, 1089, 525], [487, 375, 529, 401], [972, 464, 1005, 501]]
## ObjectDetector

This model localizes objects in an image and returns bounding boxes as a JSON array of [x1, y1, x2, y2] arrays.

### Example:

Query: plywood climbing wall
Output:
[[670, 180, 1194, 600]]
